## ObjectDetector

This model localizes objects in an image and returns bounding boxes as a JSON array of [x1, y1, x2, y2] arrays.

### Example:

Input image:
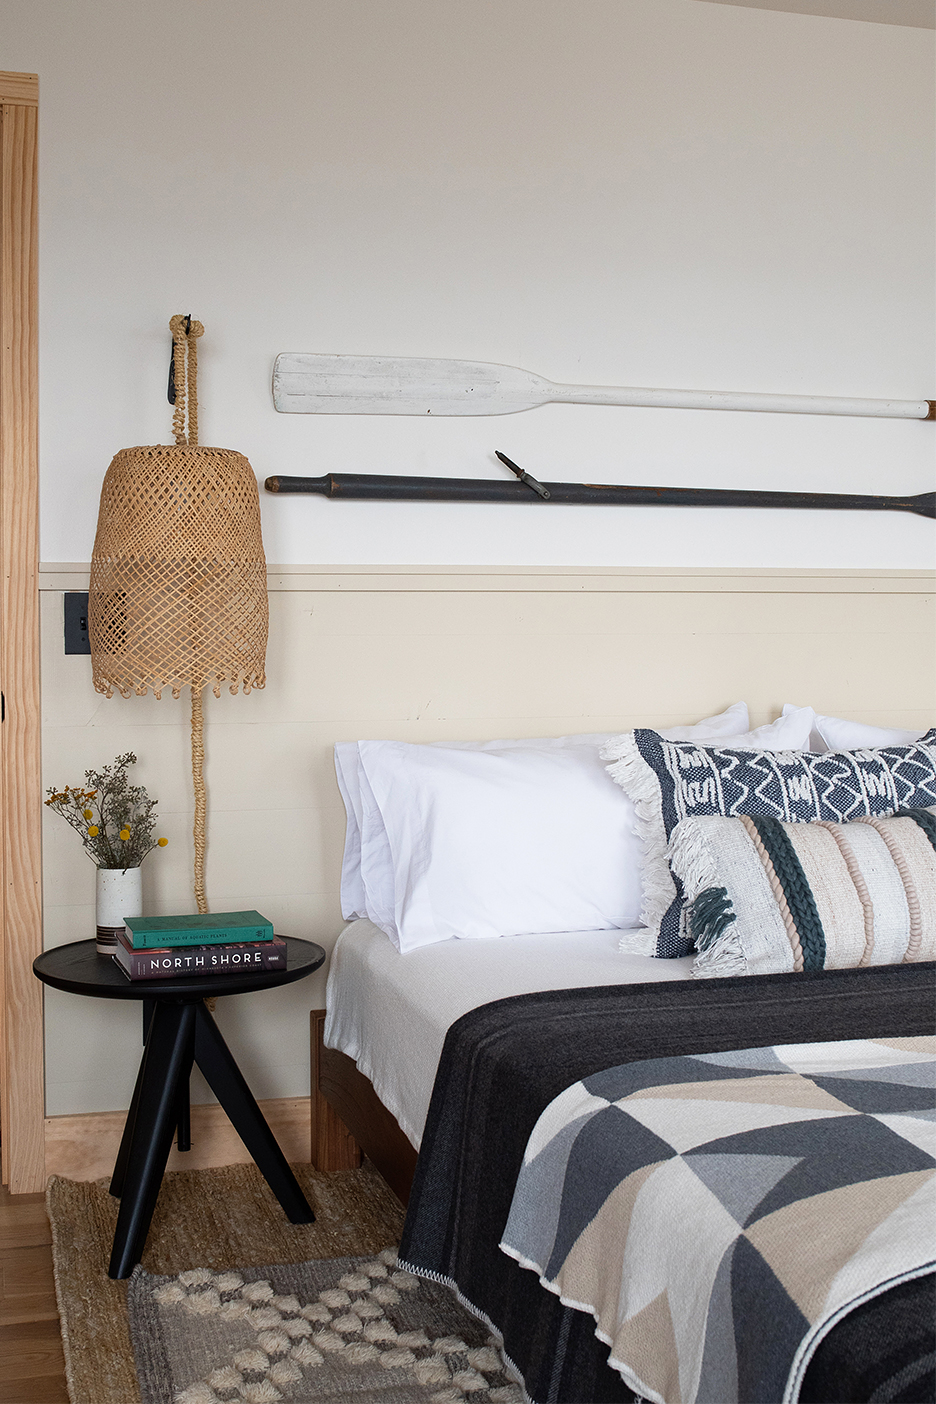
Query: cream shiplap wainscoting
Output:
[[44, 1097, 310, 1183], [39, 563, 934, 1177]]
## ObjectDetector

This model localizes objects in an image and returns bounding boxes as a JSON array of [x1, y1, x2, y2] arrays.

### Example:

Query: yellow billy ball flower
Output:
[[157, 837, 168, 847], [87, 825, 99, 836], [83, 809, 93, 820], [119, 828, 131, 841]]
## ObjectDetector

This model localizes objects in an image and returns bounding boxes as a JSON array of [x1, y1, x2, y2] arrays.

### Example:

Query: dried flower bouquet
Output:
[[45, 752, 167, 869]]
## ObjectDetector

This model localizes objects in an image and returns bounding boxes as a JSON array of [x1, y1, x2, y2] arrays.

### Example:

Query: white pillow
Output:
[[334, 743, 367, 919], [334, 703, 753, 949], [693, 704, 817, 752], [357, 736, 638, 949], [653, 700, 749, 743], [780, 702, 928, 753], [602, 704, 817, 764], [816, 714, 924, 752]]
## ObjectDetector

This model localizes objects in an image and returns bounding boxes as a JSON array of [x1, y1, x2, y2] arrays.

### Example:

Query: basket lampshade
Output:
[[89, 443, 267, 702], [88, 316, 267, 913]]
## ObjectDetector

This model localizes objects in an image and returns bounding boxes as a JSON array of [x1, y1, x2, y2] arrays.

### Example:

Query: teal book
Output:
[[123, 909, 275, 950]]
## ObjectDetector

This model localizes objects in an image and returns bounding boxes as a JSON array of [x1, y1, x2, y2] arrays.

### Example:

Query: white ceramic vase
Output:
[[95, 866, 143, 956]]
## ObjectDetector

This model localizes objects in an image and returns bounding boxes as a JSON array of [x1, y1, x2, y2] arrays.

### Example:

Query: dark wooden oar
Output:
[[264, 472, 935, 518]]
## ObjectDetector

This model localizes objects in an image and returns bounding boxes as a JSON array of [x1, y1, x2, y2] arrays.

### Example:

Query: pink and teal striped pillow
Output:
[[666, 808, 936, 978]]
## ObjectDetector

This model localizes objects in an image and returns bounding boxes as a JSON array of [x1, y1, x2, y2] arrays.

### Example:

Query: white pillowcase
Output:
[[689, 703, 817, 752], [779, 703, 927, 754], [817, 716, 926, 750], [652, 700, 749, 743], [334, 702, 753, 951], [785, 707, 926, 752]]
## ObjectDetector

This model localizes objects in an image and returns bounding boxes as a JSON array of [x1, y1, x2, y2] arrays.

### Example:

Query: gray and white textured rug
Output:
[[128, 1248, 524, 1404]]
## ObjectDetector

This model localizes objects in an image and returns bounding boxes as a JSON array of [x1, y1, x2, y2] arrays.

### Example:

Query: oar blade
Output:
[[273, 353, 551, 415], [909, 492, 936, 519]]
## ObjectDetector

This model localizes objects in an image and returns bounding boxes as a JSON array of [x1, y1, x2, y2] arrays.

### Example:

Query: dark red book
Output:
[[113, 929, 287, 980]]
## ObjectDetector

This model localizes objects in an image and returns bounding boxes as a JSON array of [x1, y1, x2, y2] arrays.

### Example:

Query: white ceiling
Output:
[[698, 0, 935, 27]]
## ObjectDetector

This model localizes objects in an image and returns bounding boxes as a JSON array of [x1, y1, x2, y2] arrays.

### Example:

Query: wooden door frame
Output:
[[0, 71, 43, 1192]]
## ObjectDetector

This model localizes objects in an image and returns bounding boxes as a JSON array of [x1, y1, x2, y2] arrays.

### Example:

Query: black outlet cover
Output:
[[64, 592, 91, 654]]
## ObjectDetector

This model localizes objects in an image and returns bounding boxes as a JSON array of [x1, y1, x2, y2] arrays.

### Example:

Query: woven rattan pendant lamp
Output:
[[89, 316, 268, 913]]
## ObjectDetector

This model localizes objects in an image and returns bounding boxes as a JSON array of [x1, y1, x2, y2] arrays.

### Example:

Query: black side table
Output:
[[34, 936, 325, 1279]]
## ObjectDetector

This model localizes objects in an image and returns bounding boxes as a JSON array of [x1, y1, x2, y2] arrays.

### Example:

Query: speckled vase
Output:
[[95, 866, 142, 956]]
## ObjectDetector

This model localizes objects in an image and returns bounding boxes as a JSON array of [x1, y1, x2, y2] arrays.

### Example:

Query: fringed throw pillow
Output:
[[666, 809, 936, 978], [601, 729, 936, 958]]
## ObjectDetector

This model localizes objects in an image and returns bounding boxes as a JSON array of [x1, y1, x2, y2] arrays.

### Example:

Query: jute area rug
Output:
[[48, 1162, 521, 1404]]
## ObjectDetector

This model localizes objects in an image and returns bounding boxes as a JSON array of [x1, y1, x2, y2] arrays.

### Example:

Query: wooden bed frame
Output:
[[310, 1009, 418, 1205]]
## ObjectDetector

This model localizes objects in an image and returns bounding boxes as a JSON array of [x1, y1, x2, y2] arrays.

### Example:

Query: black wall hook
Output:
[[167, 315, 192, 404]]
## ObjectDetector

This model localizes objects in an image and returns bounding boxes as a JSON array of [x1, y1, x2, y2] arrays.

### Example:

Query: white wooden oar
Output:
[[273, 353, 935, 421]]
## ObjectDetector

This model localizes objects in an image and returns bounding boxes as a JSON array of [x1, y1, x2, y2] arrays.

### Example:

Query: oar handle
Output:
[[264, 475, 935, 518], [547, 384, 936, 420]]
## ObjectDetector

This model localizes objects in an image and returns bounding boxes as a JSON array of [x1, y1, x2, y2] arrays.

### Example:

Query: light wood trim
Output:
[[0, 83, 43, 1192], [36, 563, 936, 595], [0, 75, 38, 108], [44, 1096, 312, 1182]]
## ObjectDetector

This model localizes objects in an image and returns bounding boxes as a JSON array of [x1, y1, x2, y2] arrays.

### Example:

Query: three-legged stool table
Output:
[[34, 936, 325, 1278]]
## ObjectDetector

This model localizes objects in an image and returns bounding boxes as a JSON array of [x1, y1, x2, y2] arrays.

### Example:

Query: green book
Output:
[[123, 910, 275, 950]]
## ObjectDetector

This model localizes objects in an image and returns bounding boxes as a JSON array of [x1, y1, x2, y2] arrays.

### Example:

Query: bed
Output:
[[314, 713, 936, 1404]]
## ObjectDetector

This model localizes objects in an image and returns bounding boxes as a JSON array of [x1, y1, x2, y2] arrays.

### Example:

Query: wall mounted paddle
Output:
[[264, 460, 935, 519], [273, 352, 935, 421]]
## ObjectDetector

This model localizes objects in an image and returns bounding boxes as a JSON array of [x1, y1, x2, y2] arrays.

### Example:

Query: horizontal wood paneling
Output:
[[44, 1096, 311, 1182], [39, 563, 936, 594], [38, 566, 935, 1121]]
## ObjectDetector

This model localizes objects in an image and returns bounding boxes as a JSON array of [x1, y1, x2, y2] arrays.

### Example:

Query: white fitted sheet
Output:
[[323, 919, 694, 1149]]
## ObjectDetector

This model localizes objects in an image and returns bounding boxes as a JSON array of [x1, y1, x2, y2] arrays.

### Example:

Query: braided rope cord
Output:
[[814, 821, 875, 966], [854, 816, 923, 961], [169, 314, 205, 447], [746, 815, 827, 971], [169, 314, 209, 913], [191, 686, 208, 914], [170, 317, 187, 445], [739, 815, 804, 970]]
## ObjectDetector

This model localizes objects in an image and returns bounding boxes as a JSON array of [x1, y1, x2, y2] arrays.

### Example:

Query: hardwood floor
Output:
[[0, 1187, 67, 1403]]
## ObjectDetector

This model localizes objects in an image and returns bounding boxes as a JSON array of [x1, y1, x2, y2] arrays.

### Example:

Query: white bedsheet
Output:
[[324, 919, 694, 1149]]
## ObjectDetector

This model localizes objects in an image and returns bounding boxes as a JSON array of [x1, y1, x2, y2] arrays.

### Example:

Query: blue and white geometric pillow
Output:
[[602, 727, 936, 958]]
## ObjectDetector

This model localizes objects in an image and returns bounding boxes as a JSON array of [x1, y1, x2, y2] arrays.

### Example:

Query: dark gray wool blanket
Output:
[[399, 963, 936, 1404]]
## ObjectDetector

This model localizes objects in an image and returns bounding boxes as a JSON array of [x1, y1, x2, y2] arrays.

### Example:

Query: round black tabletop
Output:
[[33, 937, 326, 1001]]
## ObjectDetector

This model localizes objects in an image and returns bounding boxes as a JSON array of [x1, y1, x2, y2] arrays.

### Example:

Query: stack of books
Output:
[[114, 909, 286, 981]]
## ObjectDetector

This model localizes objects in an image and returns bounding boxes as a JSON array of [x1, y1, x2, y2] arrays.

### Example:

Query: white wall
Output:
[[8, 0, 935, 571]]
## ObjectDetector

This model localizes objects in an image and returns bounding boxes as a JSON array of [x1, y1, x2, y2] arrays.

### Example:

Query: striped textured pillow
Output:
[[667, 808, 936, 978], [603, 728, 936, 958]]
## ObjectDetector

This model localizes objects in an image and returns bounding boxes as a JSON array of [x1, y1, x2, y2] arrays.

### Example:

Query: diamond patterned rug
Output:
[[129, 1250, 522, 1404], [47, 1161, 436, 1404]]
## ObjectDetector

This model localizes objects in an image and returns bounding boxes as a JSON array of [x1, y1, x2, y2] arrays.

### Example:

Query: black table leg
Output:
[[108, 1001, 196, 1278], [111, 999, 190, 1195], [175, 1076, 191, 1152], [109, 1048, 146, 1200], [193, 1001, 314, 1224]]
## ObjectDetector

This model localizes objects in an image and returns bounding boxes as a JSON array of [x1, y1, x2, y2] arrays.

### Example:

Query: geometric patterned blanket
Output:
[[500, 1037, 936, 1404]]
